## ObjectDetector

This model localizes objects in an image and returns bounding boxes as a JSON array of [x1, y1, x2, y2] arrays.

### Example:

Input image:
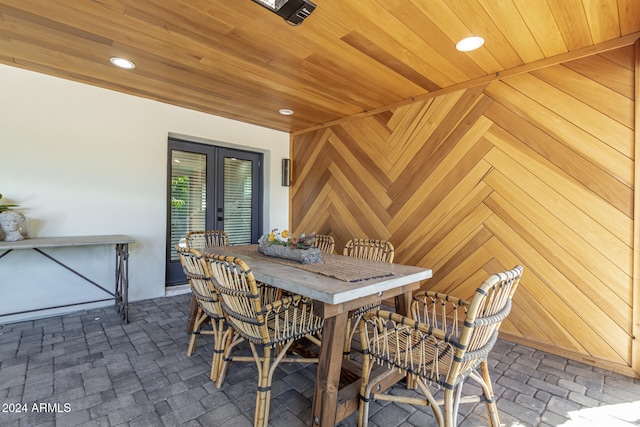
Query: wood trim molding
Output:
[[288, 133, 294, 231], [632, 38, 640, 376], [293, 31, 640, 137]]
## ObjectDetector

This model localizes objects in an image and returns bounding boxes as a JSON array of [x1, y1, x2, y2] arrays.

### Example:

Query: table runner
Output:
[[223, 245, 394, 282]]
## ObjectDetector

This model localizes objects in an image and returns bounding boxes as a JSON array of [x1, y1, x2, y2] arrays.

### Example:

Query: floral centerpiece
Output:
[[258, 229, 322, 264]]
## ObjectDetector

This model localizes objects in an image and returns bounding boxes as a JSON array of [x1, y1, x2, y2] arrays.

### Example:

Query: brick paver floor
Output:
[[1, 293, 639, 426]]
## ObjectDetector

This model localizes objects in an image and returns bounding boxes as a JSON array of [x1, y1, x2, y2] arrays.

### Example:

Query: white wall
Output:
[[0, 64, 290, 323]]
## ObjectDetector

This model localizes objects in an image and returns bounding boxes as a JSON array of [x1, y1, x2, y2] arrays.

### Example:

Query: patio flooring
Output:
[[1, 293, 639, 427]]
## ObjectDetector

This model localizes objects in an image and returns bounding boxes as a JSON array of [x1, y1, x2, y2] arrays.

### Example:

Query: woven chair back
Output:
[[343, 238, 394, 263], [186, 230, 229, 250], [175, 246, 224, 320], [453, 266, 522, 382], [205, 254, 265, 344], [206, 253, 323, 349], [410, 265, 523, 388], [314, 234, 335, 254]]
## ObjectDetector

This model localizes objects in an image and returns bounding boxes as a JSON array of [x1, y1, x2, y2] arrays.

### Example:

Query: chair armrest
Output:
[[412, 291, 469, 307], [262, 294, 308, 312], [365, 309, 452, 342]]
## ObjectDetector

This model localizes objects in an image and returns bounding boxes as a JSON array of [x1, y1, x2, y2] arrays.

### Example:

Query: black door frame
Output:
[[165, 137, 263, 285]]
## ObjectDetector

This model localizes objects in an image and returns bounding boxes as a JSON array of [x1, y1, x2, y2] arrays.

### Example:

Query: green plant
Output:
[[170, 176, 188, 209], [0, 194, 18, 213]]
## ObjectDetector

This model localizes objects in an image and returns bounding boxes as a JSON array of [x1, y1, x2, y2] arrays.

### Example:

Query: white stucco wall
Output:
[[0, 64, 290, 323]]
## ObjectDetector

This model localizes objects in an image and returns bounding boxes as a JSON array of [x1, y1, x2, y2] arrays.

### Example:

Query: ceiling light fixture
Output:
[[456, 36, 484, 52], [279, 109, 294, 116], [109, 57, 136, 69], [251, 0, 316, 26]]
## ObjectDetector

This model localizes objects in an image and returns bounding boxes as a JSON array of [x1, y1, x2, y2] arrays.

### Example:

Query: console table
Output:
[[0, 235, 134, 322]]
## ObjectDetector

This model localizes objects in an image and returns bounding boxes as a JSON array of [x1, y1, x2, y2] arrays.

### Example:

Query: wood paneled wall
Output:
[[291, 44, 638, 377]]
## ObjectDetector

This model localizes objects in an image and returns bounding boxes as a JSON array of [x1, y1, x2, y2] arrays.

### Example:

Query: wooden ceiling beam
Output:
[[293, 31, 640, 136]]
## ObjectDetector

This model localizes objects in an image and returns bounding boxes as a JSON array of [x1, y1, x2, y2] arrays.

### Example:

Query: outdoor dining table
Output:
[[207, 244, 432, 426]]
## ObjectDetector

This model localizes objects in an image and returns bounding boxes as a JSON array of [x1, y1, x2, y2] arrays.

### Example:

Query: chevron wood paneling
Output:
[[291, 44, 637, 376]]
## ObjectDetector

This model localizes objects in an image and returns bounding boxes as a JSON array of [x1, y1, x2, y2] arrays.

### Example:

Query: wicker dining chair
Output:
[[343, 238, 394, 263], [342, 238, 395, 359], [175, 246, 226, 382], [314, 234, 335, 254], [185, 229, 229, 250], [183, 230, 230, 334], [357, 265, 523, 427], [205, 253, 324, 427]]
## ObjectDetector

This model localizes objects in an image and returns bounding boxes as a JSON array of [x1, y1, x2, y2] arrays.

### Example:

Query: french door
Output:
[[166, 137, 263, 285]]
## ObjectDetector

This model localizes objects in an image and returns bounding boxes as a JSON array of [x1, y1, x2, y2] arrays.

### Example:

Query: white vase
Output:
[[0, 211, 26, 242], [19, 215, 30, 238]]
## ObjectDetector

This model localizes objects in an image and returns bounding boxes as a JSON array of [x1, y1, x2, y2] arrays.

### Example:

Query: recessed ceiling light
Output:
[[456, 36, 484, 52], [279, 109, 294, 116], [109, 57, 136, 69]]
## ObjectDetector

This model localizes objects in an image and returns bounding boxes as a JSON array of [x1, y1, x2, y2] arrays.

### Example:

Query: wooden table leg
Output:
[[394, 291, 412, 316], [185, 294, 198, 334], [310, 310, 348, 427]]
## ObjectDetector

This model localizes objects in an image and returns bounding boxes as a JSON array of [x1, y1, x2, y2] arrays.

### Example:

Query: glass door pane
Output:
[[223, 157, 253, 245], [169, 150, 207, 263]]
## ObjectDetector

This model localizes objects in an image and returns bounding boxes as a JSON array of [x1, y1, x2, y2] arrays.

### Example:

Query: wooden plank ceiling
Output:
[[0, 0, 638, 133]]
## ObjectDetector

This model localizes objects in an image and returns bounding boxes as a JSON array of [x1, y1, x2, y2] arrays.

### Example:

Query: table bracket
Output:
[[33, 248, 115, 296]]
